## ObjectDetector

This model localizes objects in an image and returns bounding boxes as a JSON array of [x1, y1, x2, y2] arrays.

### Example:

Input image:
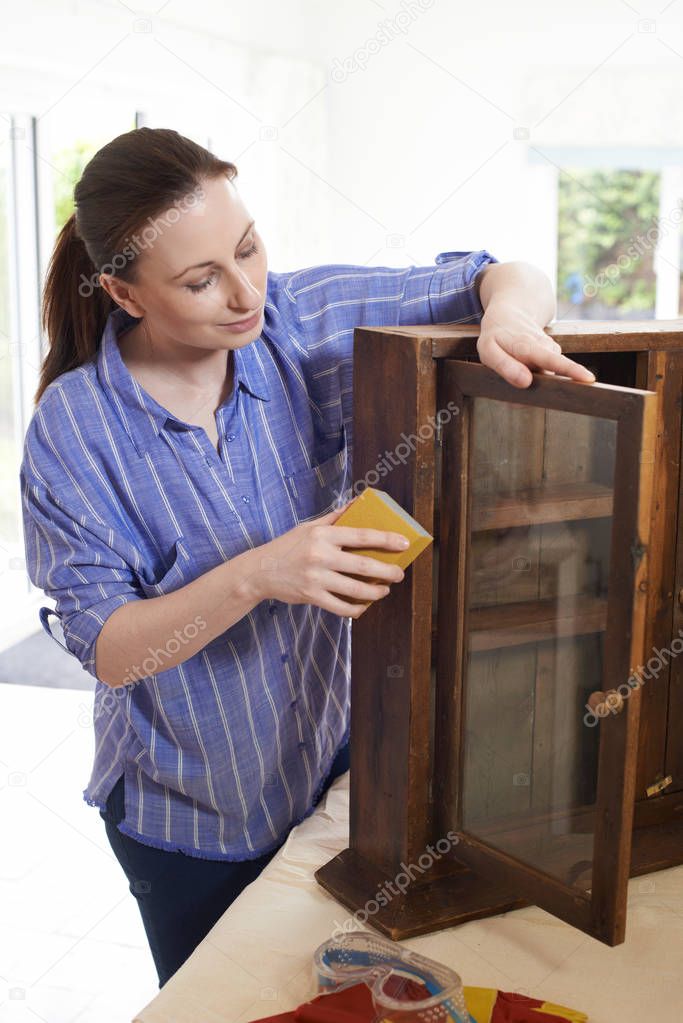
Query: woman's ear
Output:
[[99, 272, 145, 318]]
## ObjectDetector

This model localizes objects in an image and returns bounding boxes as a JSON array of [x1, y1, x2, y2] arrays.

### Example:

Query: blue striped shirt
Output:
[[20, 248, 497, 860]]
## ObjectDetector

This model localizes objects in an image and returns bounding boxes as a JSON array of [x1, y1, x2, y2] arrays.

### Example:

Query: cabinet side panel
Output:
[[663, 354, 683, 794], [349, 329, 436, 869], [635, 352, 682, 800]]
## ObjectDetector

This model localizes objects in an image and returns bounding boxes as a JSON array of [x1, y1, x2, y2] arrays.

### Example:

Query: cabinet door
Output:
[[435, 360, 657, 945]]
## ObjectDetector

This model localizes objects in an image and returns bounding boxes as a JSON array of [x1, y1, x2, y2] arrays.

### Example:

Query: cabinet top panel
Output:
[[355, 320, 683, 355]]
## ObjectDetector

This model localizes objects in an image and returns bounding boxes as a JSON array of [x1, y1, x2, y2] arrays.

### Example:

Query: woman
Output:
[[20, 127, 593, 988]]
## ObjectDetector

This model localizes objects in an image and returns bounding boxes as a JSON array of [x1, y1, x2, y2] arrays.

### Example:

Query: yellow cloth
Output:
[[463, 986, 588, 1022]]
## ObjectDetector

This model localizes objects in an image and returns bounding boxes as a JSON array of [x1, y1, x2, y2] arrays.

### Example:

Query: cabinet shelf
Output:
[[431, 595, 607, 651], [472, 481, 613, 532], [468, 595, 607, 652]]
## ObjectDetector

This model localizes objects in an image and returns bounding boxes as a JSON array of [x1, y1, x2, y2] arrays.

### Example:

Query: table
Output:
[[133, 771, 683, 1023]]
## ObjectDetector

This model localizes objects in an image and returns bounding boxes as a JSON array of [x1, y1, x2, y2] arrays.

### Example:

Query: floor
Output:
[[0, 680, 159, 1023], [0, 626, 92, 691]]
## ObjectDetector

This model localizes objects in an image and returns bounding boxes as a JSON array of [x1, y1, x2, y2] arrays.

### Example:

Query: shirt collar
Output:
[[97, 307, 271, 457]]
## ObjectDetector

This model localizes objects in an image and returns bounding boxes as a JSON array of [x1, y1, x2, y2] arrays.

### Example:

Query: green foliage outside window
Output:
[[557, 169, 661, 316], [53, 140, 100, 231], [53, 116, 136, 230]]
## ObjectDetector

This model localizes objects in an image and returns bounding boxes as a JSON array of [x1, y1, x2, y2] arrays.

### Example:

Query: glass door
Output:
[[434, 360, 657, 945]]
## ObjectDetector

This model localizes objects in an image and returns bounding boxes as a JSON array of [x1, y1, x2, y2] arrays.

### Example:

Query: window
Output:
[[43, 108, 137, 232], [0, 107, 137, 646], [557, 168, 661, 320], [0, 122, 23, 591]]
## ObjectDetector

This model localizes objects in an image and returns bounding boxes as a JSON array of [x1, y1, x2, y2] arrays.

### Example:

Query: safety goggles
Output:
[[313, 931, 471, 1022]]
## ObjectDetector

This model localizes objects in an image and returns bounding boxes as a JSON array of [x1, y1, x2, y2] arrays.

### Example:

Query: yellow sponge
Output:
[[331, 487, 433, 604]]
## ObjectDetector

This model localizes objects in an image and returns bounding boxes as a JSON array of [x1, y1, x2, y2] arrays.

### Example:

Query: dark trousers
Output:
[[100, 741, 350, 988]]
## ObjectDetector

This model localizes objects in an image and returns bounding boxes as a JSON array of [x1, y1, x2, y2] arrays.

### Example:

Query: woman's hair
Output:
[[36, 127, 237, 405]]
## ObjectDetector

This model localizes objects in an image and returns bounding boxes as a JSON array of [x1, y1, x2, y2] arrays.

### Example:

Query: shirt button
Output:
[[290, 699, 297, 709], [268, 604, 277, 616], [227, 433, 236, 441], [298, 742, 306, 751], [281, 653, 288, 663], [241, 495, 250, 504]]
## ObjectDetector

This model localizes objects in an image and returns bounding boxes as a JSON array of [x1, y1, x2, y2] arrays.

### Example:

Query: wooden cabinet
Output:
[[315, 321, 683, 947]]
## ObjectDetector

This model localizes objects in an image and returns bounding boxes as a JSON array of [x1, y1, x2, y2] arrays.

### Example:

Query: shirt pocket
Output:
[[283, 423, 351, 523], [136, 535, 191, 597]]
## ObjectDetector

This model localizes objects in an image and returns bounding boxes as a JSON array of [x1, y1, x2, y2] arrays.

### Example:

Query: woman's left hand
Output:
[[476, 301, 596, 389]]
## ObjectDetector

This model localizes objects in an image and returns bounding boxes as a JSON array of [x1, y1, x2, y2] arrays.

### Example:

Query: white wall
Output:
[[314, 1, 683, 270], [2, 0, 683, 277]]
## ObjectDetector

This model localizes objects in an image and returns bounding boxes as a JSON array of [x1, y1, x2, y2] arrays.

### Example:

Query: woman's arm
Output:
[[96, 508, 408, 688], [96, 547, 266, 688], [475, 261, 595, 388]]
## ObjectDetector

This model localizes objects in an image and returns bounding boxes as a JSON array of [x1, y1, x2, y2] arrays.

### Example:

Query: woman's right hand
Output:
[[249, 499, 409, 617]]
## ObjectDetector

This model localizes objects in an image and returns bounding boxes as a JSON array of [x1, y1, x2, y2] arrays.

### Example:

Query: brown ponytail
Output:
[[38, 212, 116, 402], [35, 127, 238, 405]]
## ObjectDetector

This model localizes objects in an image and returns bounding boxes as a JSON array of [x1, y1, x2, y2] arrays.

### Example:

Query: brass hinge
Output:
[[646, 774, 673, 798], [631, 539, 647, 571]]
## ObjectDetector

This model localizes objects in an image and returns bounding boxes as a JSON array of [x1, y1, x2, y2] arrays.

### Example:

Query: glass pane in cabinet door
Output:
[[460, 397, 617, 893]]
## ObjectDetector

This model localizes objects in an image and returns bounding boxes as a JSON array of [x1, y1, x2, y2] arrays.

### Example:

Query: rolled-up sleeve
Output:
[[20, 465, 145, 681], [279, 248, 499, 346], [424, 249, 499, 324]]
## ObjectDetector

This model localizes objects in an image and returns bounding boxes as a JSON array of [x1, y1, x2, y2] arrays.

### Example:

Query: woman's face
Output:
[[102, 174, 268, 352]]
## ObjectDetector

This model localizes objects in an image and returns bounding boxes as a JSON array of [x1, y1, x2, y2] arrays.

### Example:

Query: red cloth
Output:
[[252, 977, 439, 1022], [250, 980, 584, 1023], [489, 990, 580, 1022], [249, 982, 376, 1022]]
